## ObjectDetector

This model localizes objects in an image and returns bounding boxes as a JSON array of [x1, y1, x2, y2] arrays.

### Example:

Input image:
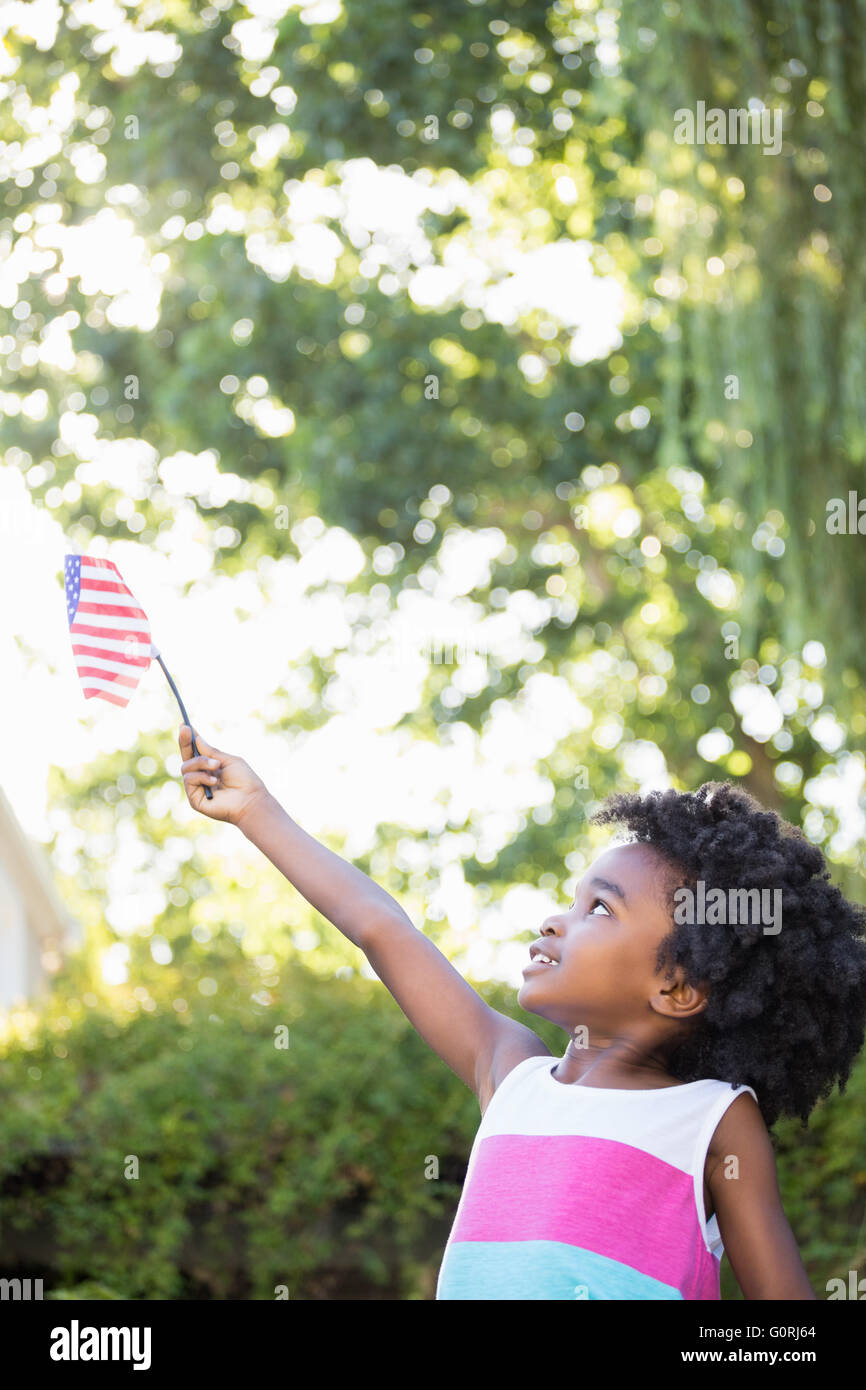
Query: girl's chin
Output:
[[517, 978, 548, 1006]]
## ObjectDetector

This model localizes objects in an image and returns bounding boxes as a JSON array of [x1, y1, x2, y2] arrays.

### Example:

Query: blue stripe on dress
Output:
[[437, 1240, 685, 1300]]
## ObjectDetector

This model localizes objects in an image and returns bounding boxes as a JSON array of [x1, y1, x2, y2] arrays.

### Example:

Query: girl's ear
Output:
[[650, 975, 709, 1020]]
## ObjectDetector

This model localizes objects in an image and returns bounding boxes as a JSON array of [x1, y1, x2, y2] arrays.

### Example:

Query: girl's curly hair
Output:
[[591, 781, 866, 1128]]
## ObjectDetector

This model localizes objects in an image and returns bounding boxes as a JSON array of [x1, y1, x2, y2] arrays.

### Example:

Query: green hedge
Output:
[[0, 954, 482, 1299]]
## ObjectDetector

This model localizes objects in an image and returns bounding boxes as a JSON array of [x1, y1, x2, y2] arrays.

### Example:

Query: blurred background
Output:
[[0, 0, 864, 1299]]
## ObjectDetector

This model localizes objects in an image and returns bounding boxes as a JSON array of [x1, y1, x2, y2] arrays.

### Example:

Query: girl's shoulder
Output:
[[479, 1046, 552, 1117]]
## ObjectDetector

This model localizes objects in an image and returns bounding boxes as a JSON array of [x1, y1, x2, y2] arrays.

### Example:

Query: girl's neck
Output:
[[556, 1039, 677, 1089]]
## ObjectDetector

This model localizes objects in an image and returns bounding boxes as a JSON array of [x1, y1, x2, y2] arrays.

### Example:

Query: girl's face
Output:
[[517, 841, 688, 1035]]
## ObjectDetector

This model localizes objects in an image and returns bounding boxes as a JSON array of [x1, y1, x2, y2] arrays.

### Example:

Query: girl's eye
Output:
[[589, 898, 611, 916]]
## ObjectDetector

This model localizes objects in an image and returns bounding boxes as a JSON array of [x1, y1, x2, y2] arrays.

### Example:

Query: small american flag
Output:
[[64, 554, 152, 707]]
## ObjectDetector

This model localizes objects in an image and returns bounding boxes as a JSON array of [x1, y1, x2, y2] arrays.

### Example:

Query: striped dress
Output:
[[436, 1053, 757, 1300]]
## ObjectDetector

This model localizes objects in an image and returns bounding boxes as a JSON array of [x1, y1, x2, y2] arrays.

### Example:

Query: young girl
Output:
[[177, 724, 866, 1300]]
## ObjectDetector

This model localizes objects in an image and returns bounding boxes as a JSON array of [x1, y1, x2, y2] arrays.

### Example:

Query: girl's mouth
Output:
[[522, 955, 558, 973]]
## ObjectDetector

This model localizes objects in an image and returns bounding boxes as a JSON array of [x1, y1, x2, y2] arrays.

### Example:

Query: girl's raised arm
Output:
[[178, 725, 547, 1102]]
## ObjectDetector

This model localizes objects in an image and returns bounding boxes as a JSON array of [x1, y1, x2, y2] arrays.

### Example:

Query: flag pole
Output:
[[151, 644, 213, 800]]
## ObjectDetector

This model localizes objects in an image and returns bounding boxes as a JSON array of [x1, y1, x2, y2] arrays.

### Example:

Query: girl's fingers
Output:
[[180, 754, 221, 772], [191, 730, 221, 756], [184, 769, 220, 788]]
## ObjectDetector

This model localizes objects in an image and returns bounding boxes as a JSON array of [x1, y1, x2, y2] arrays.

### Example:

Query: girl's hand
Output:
[[177, 725, 271, 827]]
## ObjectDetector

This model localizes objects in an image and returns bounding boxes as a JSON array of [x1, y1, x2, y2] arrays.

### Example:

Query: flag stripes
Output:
[[65, 554, 152, 707]]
